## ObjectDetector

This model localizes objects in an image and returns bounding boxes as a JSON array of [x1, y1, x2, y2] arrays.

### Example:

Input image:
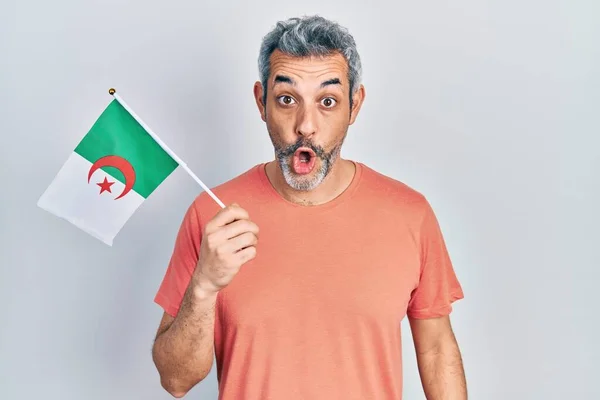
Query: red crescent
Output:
[[88, 155, 136, 200]]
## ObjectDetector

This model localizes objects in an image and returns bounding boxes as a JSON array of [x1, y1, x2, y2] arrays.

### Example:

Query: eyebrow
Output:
[[273, 75, 342, 89]]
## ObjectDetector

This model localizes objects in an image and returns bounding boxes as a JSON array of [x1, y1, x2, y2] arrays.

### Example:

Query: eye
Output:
[[321, 97, 337, 108], [277, 95, 296, 105]]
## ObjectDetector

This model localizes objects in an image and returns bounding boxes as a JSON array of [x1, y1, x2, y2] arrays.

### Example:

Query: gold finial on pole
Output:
[[108, 88, 116, 95]]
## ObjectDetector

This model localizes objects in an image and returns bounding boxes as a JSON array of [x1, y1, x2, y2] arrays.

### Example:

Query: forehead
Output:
[[268, 49, 348, 87]]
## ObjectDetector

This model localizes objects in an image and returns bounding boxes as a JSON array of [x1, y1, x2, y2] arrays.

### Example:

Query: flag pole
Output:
[[108, 88, 226, 209]]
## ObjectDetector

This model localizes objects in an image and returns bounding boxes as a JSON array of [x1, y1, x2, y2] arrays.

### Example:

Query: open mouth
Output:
[[292, 147, 317, 174], [299, 150, 312, 163], [295, 147, 316, 161]]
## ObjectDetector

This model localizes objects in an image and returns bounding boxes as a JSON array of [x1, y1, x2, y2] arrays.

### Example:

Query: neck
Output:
[[265, 158, 356, 206]]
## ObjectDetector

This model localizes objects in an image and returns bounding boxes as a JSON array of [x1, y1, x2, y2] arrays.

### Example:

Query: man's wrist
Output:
[[191, 269, 220, 301]]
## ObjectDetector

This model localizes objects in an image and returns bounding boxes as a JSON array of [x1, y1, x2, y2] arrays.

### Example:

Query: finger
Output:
[[235, 245, 257, 263], [212, 219, 259, 242], [206, 204, 250, 232], [226, 231, 258, 253]]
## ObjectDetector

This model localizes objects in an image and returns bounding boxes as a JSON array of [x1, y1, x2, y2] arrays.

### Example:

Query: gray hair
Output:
[[257, 15, 363, 110]]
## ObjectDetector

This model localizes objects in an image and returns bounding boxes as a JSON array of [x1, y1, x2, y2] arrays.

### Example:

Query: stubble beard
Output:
[[268, 130, 347, 192]]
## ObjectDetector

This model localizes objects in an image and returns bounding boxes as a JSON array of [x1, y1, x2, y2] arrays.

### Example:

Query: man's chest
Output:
[[216, 217, 422, 330]]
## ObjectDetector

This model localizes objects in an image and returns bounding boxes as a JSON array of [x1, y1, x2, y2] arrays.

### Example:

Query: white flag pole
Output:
[[108, 88, 226, 209]]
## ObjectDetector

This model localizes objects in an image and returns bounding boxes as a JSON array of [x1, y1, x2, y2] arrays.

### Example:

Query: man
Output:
[[152, 15, 467, 399]]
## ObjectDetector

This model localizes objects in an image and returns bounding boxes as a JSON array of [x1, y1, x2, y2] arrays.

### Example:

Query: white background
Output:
[[1, 0, 598, 398]]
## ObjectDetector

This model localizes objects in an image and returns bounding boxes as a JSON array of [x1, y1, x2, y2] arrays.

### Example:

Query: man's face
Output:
[[254, 49, 364, 191]]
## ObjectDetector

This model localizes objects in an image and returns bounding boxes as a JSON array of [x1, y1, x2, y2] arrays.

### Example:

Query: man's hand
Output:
[[195, 203, 259, 293]]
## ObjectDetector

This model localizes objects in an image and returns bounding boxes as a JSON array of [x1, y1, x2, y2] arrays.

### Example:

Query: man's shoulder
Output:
[[359, 162, 428, 207], [356, 162, 438, 229]]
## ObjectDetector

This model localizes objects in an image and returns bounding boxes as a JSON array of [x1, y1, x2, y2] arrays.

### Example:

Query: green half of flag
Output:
[[74, 99, 179, 199]]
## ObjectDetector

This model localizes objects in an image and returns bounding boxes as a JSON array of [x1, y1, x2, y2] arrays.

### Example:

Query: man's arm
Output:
[[152, 273, 218, 398], [152, 203, 259, 397], [409, 315, 467, 399]]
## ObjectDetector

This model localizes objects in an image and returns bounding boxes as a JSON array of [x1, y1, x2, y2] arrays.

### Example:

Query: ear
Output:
[[253, 81, 266, 122], [349, 84, 366, 125]]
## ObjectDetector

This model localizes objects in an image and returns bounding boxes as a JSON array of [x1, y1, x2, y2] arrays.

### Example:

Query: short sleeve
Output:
[[154, 201, 203, 317], [407, 199, 464, 319]]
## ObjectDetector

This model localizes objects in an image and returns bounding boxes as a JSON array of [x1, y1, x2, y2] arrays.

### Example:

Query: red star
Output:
[[97, 177, 115, 194]]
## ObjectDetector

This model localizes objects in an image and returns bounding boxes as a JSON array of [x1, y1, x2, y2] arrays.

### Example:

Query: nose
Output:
[[296, 103, 317, 138]]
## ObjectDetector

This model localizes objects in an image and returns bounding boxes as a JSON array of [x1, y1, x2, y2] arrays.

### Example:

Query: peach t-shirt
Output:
[[154, 161, 464, 399]]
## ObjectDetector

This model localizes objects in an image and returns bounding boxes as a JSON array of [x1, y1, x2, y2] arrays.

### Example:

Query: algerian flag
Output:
[[38, 94, 180, 246]]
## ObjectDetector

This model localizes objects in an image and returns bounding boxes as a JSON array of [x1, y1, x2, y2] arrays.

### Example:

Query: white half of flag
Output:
[[38, 152, 145, 246]]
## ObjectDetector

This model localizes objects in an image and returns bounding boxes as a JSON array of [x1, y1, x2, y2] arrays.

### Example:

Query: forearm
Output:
[[416, 339, 467, 399], [152, 273, 218, 395]]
